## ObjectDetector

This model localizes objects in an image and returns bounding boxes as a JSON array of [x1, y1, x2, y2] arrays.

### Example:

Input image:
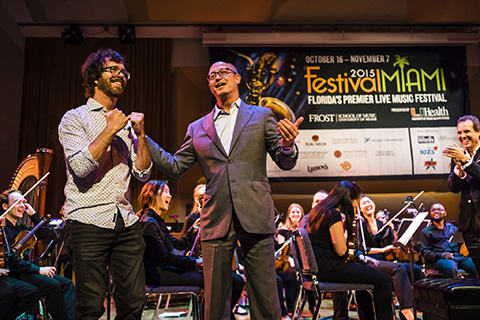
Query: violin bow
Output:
[[375, 190, 424, 236], [0, 172, 50, 219], [356, 207, 368, 254]]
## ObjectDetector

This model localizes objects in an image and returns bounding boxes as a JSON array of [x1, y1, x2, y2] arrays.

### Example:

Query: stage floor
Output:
[[99, 296, 423, 319]]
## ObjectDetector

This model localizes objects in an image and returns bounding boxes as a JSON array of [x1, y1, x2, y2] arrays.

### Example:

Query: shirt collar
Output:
[[87, 97, 108, 112], [471, 144, 480, 157], [213, 98, 241, 120]]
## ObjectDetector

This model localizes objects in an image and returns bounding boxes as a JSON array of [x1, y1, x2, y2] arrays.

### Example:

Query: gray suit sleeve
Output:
[[146, 126, 197, 178], [264, 110, 298, 170]]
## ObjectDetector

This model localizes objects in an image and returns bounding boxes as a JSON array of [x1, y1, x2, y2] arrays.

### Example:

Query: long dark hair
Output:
[[307, 181, 362, 237]]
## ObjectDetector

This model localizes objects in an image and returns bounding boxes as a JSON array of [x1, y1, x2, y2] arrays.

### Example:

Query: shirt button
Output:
[[468, 199, 472, 203], [227, 159, 232, 164]]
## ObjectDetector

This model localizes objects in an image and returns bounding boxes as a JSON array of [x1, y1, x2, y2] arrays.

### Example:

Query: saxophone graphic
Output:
[[234, 51, 296, 122]]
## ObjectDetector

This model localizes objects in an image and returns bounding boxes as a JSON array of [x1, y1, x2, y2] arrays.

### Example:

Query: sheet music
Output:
[[397, 211, 429, 246]]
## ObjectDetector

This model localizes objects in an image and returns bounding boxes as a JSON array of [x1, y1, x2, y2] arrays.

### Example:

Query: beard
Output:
[[432, 216, 445, 223], [97, 77, 125, 98]]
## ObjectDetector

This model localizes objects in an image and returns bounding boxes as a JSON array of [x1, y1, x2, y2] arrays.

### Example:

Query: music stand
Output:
[[396, 216, 431, 245], [393, 211, 429, 320], [450, 229, 465, 244]]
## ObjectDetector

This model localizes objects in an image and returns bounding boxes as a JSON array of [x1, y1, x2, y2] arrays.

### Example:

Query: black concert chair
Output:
[[145, 285, 202, 320], [290, 228, 376, 320]]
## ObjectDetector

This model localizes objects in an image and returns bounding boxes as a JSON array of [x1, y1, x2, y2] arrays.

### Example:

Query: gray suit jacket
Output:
[[146, 101, 298, 241]]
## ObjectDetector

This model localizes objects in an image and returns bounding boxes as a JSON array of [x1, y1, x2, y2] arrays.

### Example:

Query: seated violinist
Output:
[[181, 183, 206, 238], [2, 190, 50, 248], [0, 217, 41, 320], [308, 181, 395, 320], [358, 195, 424, 320], [420, 202, 478, 278], [0, 191, 75, 320], [138, 180, 244, 320], [275, 203, 302, 319]]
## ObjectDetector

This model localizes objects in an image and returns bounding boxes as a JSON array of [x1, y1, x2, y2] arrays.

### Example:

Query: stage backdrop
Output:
[[209, 47, 469, 180]]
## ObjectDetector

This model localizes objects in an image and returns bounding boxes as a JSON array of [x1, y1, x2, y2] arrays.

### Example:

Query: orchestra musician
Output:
[[1, 216, 42, 320], [275, 203, 302, 319], [181, 183, 206, 238], [2, 189, 50, 250], [420, 202, 477, 278], [1, 190, 75, 320], [375, 209, 390, 226], [299, 190, 329, 229], [307, 181, 394, 320], [358, 195, 425, 320], [145, 61, 303, 320], [138, 180, 244, 320]]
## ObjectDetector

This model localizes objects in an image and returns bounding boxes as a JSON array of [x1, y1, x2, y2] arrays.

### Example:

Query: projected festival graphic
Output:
[[209, 47, 469, 179]]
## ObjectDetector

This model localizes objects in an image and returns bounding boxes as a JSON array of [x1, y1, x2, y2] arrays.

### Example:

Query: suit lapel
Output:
[[201, 109, 228, 157], [230, 101, 254, 154]]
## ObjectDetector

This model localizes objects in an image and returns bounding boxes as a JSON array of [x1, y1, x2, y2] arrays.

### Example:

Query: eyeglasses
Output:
[[102, 66, 131, 80], [206, 68, 236, 81]]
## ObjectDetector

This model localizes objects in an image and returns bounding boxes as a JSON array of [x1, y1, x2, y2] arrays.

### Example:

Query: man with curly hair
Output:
[[58, 48, 151, 319]]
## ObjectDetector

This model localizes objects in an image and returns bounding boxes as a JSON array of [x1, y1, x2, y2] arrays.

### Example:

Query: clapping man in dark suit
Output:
[[146, 61, 303, 320], [443, 115, 480, 275]]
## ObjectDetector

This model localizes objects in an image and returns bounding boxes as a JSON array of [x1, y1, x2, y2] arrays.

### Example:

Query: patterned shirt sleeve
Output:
[[58, 108, 99, 178]]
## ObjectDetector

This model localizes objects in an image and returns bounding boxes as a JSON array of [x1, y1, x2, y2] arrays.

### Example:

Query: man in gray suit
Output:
[[146, 61, 303, 320]]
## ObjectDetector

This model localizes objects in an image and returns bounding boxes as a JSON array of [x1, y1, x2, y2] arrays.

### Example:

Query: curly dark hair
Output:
[[81, 48, 126, 98]]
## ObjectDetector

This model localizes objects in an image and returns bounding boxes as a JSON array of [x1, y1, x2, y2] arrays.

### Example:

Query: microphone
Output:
[[124, 119, 132, 131]]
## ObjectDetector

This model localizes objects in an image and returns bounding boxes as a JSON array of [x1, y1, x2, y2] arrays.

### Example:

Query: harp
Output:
[[9, 148, 53, 264], [9, 148, 53, 222]]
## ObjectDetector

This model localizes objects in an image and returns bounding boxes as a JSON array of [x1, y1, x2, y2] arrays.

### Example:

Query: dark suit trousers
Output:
[[463, 225, 480, 277], [202, 216, 281, 320]]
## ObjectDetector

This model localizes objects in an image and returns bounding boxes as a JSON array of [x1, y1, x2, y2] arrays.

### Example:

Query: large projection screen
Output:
[[209, 47, 469, 180]]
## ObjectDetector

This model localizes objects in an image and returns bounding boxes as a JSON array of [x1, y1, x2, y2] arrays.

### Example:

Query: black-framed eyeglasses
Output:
[[206, 68, 236, 81], [102, 66, 131, 80]]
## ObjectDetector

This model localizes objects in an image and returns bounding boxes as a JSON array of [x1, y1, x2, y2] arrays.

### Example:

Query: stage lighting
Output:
[[119, 25, 135, 45], [61, 24, 83, 45]]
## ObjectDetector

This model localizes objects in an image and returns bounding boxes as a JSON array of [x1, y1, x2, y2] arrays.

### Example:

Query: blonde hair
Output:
[[191, 184, 206, 213], [282, 203, 304, 230]]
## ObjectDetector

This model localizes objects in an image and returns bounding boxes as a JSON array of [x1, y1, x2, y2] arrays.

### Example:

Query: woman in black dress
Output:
[[307, 181, 394, 320], [358, 195, 424, 320]]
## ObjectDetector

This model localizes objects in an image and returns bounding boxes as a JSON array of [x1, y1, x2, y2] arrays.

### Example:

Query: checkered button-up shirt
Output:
[[58, 98, 151, 229]]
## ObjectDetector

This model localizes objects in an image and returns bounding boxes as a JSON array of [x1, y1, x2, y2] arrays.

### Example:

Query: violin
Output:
[[12, 217, 47, 257], [346, 219, 357, 262], [275, 238, 292, 272], [0, 225, 6, 269], [386, 245, 420, 263]]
